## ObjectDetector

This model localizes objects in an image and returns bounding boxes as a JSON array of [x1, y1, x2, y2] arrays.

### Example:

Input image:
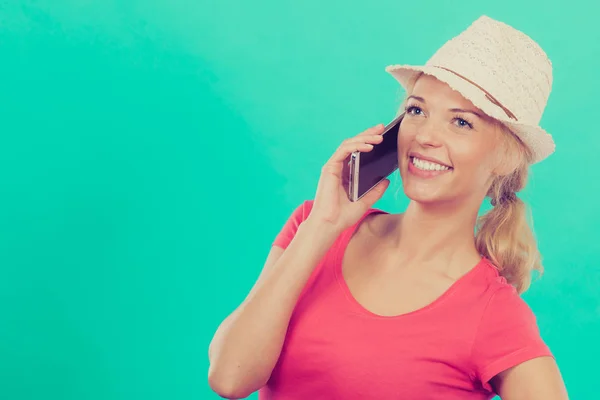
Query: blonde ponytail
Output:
[[475, 124, 543, 294]]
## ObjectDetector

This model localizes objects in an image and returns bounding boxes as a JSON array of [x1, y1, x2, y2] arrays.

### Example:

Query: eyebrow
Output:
[[449, 108, 483, 118], [407, 95, 425, 103], [406, 96, 483, 118]]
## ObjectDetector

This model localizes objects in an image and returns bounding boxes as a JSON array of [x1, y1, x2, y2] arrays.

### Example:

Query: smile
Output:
[[410, 156, 452, 171], [408, 156, 453, 178]]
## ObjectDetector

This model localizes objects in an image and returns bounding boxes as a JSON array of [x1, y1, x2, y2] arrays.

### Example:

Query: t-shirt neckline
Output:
[[332, 208, 486, 320]]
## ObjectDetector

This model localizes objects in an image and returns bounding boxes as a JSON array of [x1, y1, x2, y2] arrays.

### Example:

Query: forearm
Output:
[[208, 219, 339, 397]]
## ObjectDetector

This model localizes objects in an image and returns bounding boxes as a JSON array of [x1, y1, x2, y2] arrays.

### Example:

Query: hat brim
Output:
[[385, 64, 555, 164]]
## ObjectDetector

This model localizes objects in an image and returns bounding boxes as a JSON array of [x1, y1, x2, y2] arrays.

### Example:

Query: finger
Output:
[[357, 123, 385, 137], [359, 178, 390, 207], [324, 128, 385, 169], [327, 142, 374, 165], [343, 134, 384, 146]]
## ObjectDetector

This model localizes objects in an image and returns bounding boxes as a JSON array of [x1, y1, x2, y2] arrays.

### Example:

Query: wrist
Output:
[[300, 217, 343, 241]]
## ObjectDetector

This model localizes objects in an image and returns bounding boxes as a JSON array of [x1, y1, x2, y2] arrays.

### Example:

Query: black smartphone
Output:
[[343, 113, 404, 202]]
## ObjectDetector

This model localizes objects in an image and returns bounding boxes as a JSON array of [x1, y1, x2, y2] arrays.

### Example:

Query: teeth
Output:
[[411, 157, 450, 171]]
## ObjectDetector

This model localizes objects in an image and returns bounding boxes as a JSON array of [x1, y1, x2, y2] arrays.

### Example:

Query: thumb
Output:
[[359, 179, 390, 207]]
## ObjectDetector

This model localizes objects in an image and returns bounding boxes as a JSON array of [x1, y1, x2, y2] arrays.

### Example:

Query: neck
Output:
[[389, 198, 482, 274]]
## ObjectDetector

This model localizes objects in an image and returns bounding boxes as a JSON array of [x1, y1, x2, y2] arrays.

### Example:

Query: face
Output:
[[397, 74, 502, 206]]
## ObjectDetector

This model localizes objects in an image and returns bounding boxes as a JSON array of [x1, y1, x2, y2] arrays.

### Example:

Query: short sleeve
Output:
[[471, 286, 553, 393], [272, 200, 314, 249]]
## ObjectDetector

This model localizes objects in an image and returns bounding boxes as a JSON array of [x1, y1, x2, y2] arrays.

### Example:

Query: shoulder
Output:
[[473, 260, 537, 324], [280, 200, 315, 228], [271, 201, 314, 249], [478, 261, 532, 312], [484, 284, 537, 328], [272, 200, 386, 249]]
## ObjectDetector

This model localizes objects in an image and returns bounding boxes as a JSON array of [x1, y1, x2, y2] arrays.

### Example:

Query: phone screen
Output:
[[349, 114, 403, 201]]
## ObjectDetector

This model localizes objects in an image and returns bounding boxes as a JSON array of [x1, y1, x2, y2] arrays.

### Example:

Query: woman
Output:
[[208, 15, 569, 399]]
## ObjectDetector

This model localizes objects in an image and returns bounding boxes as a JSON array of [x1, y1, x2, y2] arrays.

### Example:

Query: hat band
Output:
[[432, 66, 518, 122]]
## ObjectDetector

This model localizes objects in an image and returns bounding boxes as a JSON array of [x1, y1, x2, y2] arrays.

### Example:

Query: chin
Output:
[[400, 166, 454, 205], [403, 183, 448, 205]]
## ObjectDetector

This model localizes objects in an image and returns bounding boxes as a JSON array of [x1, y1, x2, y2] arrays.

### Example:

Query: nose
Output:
[[414, 119, 442, 148]]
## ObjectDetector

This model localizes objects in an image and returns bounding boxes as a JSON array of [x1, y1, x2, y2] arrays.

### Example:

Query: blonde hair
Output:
[[475, 122, 542, 294], [399, 72, 543, 294]]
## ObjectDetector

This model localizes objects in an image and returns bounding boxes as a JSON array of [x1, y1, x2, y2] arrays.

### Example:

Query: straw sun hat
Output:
[[385, 15, 554, 163]]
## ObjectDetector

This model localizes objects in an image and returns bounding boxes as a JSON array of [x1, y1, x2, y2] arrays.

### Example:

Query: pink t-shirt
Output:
[[259, 200, 552, 400]]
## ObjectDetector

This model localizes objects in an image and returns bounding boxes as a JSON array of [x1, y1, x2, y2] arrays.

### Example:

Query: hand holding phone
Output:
[[305, 124, 391, 234], [343, 114, 403, 202]]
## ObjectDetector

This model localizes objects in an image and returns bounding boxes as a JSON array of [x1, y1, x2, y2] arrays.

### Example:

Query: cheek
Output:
[[451, 141, 495, 180], [397, 124, 416, 150]]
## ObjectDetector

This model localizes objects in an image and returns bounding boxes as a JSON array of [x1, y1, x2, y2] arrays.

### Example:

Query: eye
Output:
[[405, 105, 424, 116], [452, 116, 474, 129]]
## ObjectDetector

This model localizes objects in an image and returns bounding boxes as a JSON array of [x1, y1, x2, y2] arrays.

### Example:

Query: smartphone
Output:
[[343, 113, 404, 202]]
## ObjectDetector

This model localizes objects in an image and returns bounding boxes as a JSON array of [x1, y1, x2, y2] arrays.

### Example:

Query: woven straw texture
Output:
[[386, 15, 555, 163]]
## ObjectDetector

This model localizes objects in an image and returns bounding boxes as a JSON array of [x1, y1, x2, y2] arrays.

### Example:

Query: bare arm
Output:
[[208, 124, 390, 398], [207, 219, 340, 399], [492, 357, 569, 400]]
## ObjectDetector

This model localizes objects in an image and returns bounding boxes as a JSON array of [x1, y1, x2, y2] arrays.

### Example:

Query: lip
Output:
[[408, 152, 453, 169]]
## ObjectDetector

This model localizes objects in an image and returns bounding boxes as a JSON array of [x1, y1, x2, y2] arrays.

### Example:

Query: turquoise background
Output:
[[0, 1, 597, 399]]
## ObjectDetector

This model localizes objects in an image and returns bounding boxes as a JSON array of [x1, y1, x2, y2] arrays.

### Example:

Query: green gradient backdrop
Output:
[[0, 1, 597, 399]]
